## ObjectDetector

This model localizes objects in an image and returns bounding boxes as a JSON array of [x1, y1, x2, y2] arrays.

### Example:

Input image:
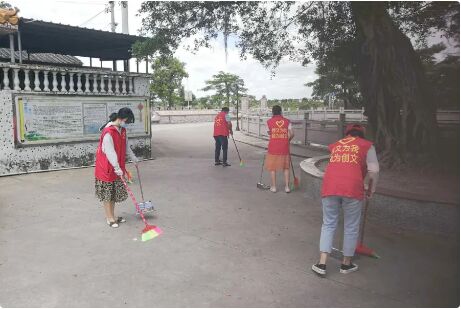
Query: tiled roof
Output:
[[0, 48, 82, 65]]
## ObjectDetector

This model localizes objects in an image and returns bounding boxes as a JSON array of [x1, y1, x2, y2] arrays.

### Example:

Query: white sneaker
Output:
[[285, 187, 291, 193], [270, 187, 277, 193], [106, 219, 119, 228]]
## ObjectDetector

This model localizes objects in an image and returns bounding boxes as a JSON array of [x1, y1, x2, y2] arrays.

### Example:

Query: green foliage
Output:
[[202, 71, 247, 107], [150, 56, 189, 108]]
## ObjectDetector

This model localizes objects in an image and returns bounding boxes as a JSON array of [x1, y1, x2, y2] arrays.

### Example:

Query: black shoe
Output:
[[340, 263, 358, 274], [311, 263, 326, 276], [222, 162, 231, 167], [215, 161, 222, 166]]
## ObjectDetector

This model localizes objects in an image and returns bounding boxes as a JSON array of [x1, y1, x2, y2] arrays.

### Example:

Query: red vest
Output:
[[94, 125, 127, 182], [321, 136, 373, 200], [213, 112, 229, 137], [267, 116, 290, 155]]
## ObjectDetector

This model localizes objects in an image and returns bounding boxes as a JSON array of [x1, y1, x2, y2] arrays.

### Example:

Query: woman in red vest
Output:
[[312, 124, 379, 276], [265, 105, 294, 193], [95, 108, 139, 228], [213, 107, 233, 167]]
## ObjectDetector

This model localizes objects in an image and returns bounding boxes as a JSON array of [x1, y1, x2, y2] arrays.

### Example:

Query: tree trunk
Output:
[[351, 2, 439, 167]]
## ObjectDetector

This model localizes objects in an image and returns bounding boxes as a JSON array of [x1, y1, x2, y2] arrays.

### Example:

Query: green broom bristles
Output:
[[239, 160, 244, 167]]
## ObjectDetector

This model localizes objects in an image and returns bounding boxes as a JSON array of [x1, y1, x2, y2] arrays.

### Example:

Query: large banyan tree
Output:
[[135, 1, 460, 167]]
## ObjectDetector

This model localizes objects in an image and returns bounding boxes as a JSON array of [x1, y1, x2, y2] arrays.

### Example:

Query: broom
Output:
[[289, 152, 299, 190], [355, 195, 379, 258], [231, 134, 244, 167], [120, 176, 162, 242]]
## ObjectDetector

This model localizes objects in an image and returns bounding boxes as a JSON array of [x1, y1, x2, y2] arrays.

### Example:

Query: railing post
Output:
[[24, 69, 31, 91], [51, 71, 58, 91], [114, 75, 119, 94], [33, 70, 40, 91], [324, 106, 327, 121], [13, 68, 20, 90], [76, 73, 82, 93], [100, 74, 106, 93], [258, 116, 261, 137], [68, 72, 75, 93], [2, 68, 10, 90], [107, 75, 113, 94], [84, 73, 90, 93], [303, 112, 309, 146], [122, 75, 127, 94], [361, 106, 365, 121], [339, 112, 346, 139], [131, 77, 135, 94]]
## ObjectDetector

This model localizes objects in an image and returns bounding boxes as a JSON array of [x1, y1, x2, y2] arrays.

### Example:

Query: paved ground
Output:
[[0, 122, 459, 307]]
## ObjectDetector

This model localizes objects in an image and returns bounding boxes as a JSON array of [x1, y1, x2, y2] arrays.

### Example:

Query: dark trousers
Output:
[[214, 135, 228, 163]]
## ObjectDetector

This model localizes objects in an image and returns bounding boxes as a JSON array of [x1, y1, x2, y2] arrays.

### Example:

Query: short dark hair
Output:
[[348, 129, 365, 138], [118, 107, 135, 124], [222, 107, 230, 112], [272, 105, 282, 116]]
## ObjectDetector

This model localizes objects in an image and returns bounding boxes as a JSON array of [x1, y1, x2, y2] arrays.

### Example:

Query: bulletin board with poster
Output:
[[14, 95, 151, 146]]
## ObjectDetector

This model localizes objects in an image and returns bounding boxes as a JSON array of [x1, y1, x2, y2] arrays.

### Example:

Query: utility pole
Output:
[[109, 1, 117, 71], [121, 1, 129, 72]]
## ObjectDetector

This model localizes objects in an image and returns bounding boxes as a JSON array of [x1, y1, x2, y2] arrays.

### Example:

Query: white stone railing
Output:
[[0, 63, 150, 96]]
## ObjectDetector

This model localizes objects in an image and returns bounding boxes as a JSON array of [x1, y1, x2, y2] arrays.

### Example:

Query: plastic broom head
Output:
[[355, 244, 380, 258], [239, 160, 244, 167], [141, 225, 163, 242]]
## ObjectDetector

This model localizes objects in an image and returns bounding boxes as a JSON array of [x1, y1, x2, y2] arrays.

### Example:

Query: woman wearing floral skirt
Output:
[[95, 107, 139, 228], [265, 105, 294, 193]]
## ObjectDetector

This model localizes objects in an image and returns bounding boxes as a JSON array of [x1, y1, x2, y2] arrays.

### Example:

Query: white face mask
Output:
[[120, 121, 128, 128]]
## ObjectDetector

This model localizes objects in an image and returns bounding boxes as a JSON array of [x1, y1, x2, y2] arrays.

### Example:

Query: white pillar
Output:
[[121, 76, 127, 94], [100, 74, 105, 93], [68, 73, 75, 93], [84, 73, 90, 93], [2, 68, 10, 90], [114, 75, 119, 93], [24, 69, 31, 91], [13, 68, 20, 90], [51, 71, 58, 91], [76, 73, 82, 93], [43, 71, 50, 91], [131, 77, 135, 94], [33, 70, 40, 91], [92, 74, 97, 93], [107, 75, 113, 94]]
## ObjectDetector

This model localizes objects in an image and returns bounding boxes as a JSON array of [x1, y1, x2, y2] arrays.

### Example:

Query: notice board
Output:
[[14, 95, 150, 145]]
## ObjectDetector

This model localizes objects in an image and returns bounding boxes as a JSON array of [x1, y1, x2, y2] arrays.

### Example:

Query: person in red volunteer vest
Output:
[[95, 108, 139, 228], [265, 105, 294, 193], [312, 124, 379, 276], [213, 107, 233, 167]]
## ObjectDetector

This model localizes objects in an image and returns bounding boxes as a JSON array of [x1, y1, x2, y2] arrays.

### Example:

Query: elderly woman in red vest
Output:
[[213, 107, 233, 167], [312, 124, 379, 276], [265, 105, 294, 193], [95, 107, 139, 228]]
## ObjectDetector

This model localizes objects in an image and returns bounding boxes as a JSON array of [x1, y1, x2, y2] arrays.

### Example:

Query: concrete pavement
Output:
[[0, 122, 459, 307]]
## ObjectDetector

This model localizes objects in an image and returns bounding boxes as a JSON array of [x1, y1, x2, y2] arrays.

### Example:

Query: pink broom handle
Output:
[[120, 176, 148, 227]]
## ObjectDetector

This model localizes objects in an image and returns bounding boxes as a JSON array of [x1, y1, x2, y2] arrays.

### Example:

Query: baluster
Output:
[[107, 75, 113, 94], [91, 73, 97, 93], [13, 68, 20, 90], [100, 74, 105, 93], [76, 73, 82, 93], [114, 75, 120, 94], [51, 71, 58, 91], [33, 70, 40, 91], [43, 71, 50, 91], [131, 77, 135, 94], [68, 72, 75, 93], [24, 69, 31, 91], [122, 76, 127, 94], [84, 73, 90, 93], [2, 68, 10, 90], [126, 76, 131, 94]]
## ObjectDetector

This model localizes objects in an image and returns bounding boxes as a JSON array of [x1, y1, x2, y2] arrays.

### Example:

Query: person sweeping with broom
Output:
[[213, 107, 233, 167], [312, 124, 379, 276], [95, 107, 139, 228], [265, 105, 294, 193]]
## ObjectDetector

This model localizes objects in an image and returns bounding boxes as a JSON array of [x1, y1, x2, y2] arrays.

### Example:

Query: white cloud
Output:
[[9, 0, 317, 99]]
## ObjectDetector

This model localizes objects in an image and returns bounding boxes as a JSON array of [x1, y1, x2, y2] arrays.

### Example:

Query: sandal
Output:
[[116, 217, 126, 223], [106, 219, 119, 228]]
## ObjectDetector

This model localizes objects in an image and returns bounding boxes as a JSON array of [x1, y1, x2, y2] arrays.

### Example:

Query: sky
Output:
[[9, 0, 317, 100]]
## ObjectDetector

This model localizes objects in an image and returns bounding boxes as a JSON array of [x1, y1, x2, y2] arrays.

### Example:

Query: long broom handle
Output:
[[120, 176, 148, 227], [231, 135, 242, 161], [135, 164, 145, 201], [360, 195, 370, 244], [259, 153, 266, 183]]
